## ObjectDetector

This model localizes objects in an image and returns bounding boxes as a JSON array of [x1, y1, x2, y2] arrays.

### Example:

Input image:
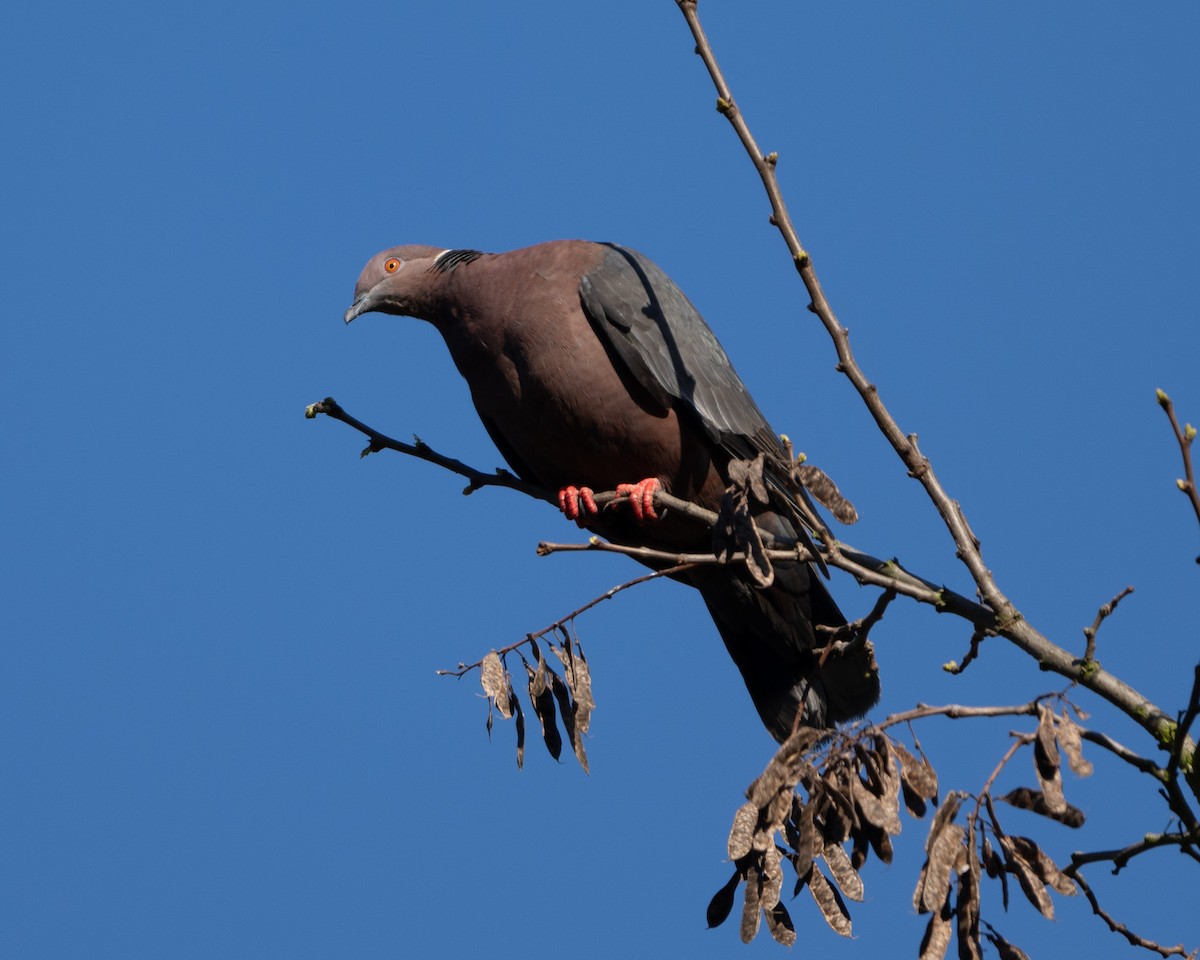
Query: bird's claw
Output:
[[558, 485, 597, 524], [616, 478, 661, 522]]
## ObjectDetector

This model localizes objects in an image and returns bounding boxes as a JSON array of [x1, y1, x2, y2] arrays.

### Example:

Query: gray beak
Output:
[[343, 295, 371, 325]]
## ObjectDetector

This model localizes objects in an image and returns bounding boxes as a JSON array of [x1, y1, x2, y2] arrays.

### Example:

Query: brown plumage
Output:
[[345, 239, 880, 740]]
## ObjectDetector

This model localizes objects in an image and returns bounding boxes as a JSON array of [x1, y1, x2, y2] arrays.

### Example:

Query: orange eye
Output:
[[384, 257, 401, 273]]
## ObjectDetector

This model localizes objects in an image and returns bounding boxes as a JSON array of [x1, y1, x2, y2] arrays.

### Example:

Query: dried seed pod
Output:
[[999, 787, 1085, 828], [1000, 835, 1054, 919], [914, 823, 964, 915], [1055, 708, 1093, 777], [893, 740, 939, 802], [729, 802, 758, 861], [823, 842, 864, 902], [706, 869, 740, 929], [740, 862, 762, 943], [808, 867, 853, 937], [765, 900, 796, 947], [480, 651, 513, 719], [1034, 706, 1067, 814], [525, 656, 562, 761], [918, 892, 953, 960]]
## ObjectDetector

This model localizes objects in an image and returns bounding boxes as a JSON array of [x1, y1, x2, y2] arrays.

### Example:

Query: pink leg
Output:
[[558, 485, 597, 523], [615, 478, 661, 522]]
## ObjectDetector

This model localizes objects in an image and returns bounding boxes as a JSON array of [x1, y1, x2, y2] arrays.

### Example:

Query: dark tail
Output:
[[691, 551, 880, 742]]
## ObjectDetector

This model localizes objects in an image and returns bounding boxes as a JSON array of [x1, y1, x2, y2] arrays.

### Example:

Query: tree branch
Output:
[[671, 0, 1192, 781], [1157, 390, 1200, 553], [1069, 870, 1197, 960], [435, 561, 701, 678]]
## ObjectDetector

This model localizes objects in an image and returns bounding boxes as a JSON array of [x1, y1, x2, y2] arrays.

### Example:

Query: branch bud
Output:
[[1156, 388, 1170, 407]]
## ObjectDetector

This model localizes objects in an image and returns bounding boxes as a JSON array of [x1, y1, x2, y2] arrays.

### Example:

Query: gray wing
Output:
[[578, 243, 782, 463], [579, 242, 830, 571]]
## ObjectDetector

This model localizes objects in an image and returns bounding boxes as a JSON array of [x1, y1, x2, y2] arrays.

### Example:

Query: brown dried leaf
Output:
[[984, 928, 1032, 960], [740, 863, 762, 943], [1034, 705, 1066, 814], [1000, 836, 1054, 919], [706, 869, 740, 929], [893, 739, 939, 801], [1056, 708, 1093, 777], [480, 651, 513, 719], [1007, 835, 1076, 896], [764, 790, 793, 840], [915, 795, 964, 914], [852, 773, 892, 831], [729, 802, 758, 861], [716, 461, 775, 589], [918, 893, 953, 960], [808, 867, 853, 937], [545, 665, 589, 773], [925, 793, 962, 854], [873, 738, 904, 834], [902, 778, 929, 819], [867, 823, 894, 864], [956, 836, 982, 960], [761, 844, 784, 910], [850, 826, 870, 870], [982, 837, 1009, 910], [511, 691, 525, 769], [914, 823, 964, 914], [765, 901, 796, 947], [822, 842, 864, 902], [525, 657, 562, 761], [747, 728, 822, 811], [794, 462, 859, 524], [818, 774, 856, 844], [791, 799, 818, 883], [999, 787, 1085, 828], [549, 640, 596, 735]]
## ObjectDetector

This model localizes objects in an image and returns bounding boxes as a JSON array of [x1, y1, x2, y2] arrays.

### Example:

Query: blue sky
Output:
[[5, 2, 1198, 957]]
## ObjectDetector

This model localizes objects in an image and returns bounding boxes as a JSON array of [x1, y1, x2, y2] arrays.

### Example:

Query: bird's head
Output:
[[343, 245, 446, 324]]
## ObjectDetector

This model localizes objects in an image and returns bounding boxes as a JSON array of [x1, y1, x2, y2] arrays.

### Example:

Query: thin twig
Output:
[[1082, 586, 1135, 663], [1069, 870, 1197, 959], [876, 700, 1043, 732], [306, 397, 552, 502], [1156, 390, 1200, 550], [1068, 832, 1200, 875], [943, 627, 987, 675], [435, 562, 701, 678], [1076, 727, 1161, 776]]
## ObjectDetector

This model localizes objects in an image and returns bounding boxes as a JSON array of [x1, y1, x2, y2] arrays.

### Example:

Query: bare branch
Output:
[[1156, 390, 1200, 552], [1076, 727, 1160, 776], [943, 627, 988, 676], [435, 561, 700, 678], [1068, 832, 1200, 876], [877, 700, 1042, 732], [671, 0, 1190, 772], [306, 396, 552, 502], [1070, 870, 1197, 959], [1082, 586, 1135, 663]]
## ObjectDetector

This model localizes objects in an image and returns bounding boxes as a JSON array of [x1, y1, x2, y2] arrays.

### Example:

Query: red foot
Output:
[[558, 485, 597, 523], [616, 478, 661, 522]]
